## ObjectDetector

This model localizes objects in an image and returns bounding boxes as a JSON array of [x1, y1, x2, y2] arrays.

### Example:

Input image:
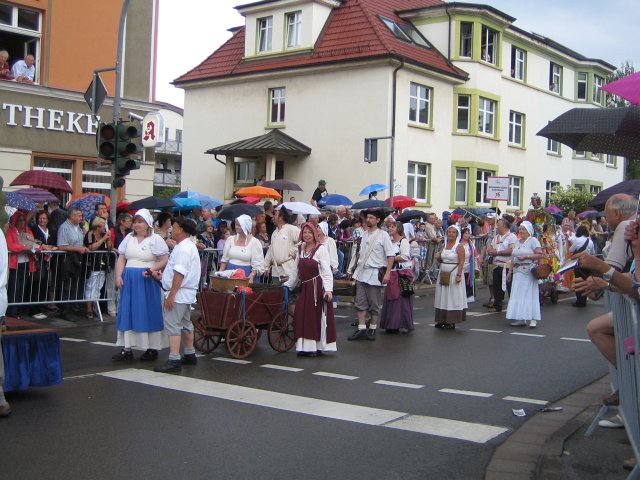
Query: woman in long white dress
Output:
[[434, 225, 467, 329], [506, 221, 544, 328]]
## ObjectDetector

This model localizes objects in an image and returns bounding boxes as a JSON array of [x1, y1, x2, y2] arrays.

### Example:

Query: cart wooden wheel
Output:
[[226, 319, 258, 359], [193, 316, 223, 353], [268, 311, 295, 352]]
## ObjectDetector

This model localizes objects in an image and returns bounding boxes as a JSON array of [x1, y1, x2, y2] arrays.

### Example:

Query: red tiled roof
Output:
[[174, 0, 467, 85]]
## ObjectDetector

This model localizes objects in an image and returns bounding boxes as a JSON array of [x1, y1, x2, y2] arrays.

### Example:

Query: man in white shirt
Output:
[[264, 207, 300, 282], [11, 54, 35, 83], [486, 218, 517, 312], [151, 217, 201, 373]]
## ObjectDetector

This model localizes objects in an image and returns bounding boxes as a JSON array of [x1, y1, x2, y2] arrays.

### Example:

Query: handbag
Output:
[[399, 274, 414, 297], [439, 270, 452, 286], [378, 267, 387, 283], [531, 263, 552, 279]]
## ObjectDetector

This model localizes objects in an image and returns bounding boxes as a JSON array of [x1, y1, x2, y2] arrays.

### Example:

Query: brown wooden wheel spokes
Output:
[[225, 319, 258, 359], [193, 316, 222, 353], [267, 311, 296, 353]]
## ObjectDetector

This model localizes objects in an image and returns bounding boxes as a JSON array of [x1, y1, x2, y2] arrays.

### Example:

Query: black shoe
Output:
[[350, 321, 358, 326], [154, 360, 182, 373], [385, 329, 399, 334], [347, 329, 367, 341], [441, 323, 456, 330], [572, 302, 586, 308], [140, 349, 158, 362], [435, 323, 443, 329], [112, 349, 134, 361], [181, 353, 198, 365], [366, 329, 376, 341]]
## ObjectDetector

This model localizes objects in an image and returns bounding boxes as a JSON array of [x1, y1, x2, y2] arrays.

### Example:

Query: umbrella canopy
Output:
[[261, 179, 303, 191], [590, 179, 640, 210], [359, 183, 388, 196], [397, 209, 427, 223], [577, 209, 597, 219], [68, 194, 109, 219], [545, 205, 562, 214], [230, 196, 261, 205], [586, 211, 605, 220], [352, 199, 387, 210], [217, 203, 262, 221], [385, 195, 417, 210], [173, 197, 202, 211], [116, 201, 132, 213], [235, 186, 282, 199], [5, 191, 37, 211], [10, 170, 73, 193], [537, 106, 640, 159], [193, 194, 223, 209], [173, 191, 200, 199], [318, 194, 353, 207], [601, 71, 640, 106], [551, 213, 564, 224], [15, 188, 59, 203], [277, 202, 321, 215], [128, 196, 177, 211], [451, 207, 497, 219], [67, 192, 111, 208]]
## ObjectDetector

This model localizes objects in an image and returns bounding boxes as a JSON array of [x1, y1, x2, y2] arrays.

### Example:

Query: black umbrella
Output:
[[397, 209, 428, 222], [586, 211, 605, 220], [217, 203, 262, 221], [451, 207, 497, 219], [351, 199, 387, 210], [537, 106, 640, 159], [590, 179, 640, 209], [261, 179, 303, 191], [128, 196, 177, 210]]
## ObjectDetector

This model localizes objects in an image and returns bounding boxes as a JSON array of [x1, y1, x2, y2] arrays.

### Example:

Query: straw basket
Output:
[[334, 279, 356, 297], [210, 276, 250, 293]]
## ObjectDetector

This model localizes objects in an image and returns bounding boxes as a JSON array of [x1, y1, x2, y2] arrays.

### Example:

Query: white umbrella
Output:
[[277, 202, 321, 215]]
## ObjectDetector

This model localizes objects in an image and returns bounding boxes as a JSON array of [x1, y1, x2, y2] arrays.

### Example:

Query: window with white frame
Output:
[[574, 184, 585, 192], [478, 97, 495, 136], [235, 161, 256, 184], [574, 150, 586, 158], [481, 26, 498, 64], [0, 2, 41, 83], [286, 11, 301, 48], [545, 180, 559, 206], [593, 75, 604, 104], [577, 72, 587, 101], [547, 138, 560, 154], [269, 87, 286, 124], [407, 162, 429, 201], [457, 95, 470, 132], [549, 62, 562, 93], [590, 185, 601, 195], [508, 111, 524, 146], [380, 16, 430, 48], [459, 22, 473, 58], [257, 16, 273, 52], [606, 154, 617, 166], [510, 46, 525, 80], [454, 168, 468, 204], [409, 82, 431, 126], [476, 169, 493, 204], [508, 176, 522, 208]]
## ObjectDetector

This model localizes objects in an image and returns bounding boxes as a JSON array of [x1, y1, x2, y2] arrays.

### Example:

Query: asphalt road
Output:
[[0, 286, 609, 479]]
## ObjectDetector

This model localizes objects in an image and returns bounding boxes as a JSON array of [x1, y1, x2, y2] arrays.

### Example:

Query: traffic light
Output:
[[97, 122, 116, 160], [114, 121, 142, 181]]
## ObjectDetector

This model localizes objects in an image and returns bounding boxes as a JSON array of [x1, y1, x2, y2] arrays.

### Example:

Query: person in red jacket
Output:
[[6, 211, 39, 318]]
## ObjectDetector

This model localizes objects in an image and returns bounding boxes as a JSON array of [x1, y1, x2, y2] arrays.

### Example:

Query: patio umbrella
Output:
[[545, 205, 562, 214], [5, 191, 37, 211], [261, 179, 303, 191], [536, 106, 640, 159], [359, 183, 388, 196], [385, 195, 416, 210], [15, 188, 58, 204], [577, 210, 597, 219], [10, 170, 73, 193], [235, 186, 282, 199], [590, 179, 640, 209], [601, 71, 640, 106], [217, 203, 262, 221], [128, 196, 177, 210], [397, 209, 427, 222], [173, 197, 201, 211], [277, 202, 321, 215], [351, 199, 387, 210], [68, 194, 109, 219], [318, 194, 353, 206]]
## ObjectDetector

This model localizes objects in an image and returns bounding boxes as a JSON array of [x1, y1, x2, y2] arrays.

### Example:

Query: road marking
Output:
[[469, 328, 503, 334], [439, 388, 493, 398], [334, 315, 349, 318], [374, 380, 424, 389], [64, 373, 101, 380], [100, 369, 508, 444], [510, 332, 546, 338], [413, 322, 422, 325], [561, 337, 591, 342], [60, 337, 87, 342], [466, 312, 493, 317], [212, 357, 252, 365], [313, 372, 359, 381], [91, 341, 117, 347], [413, 307, 424, 310], [503, 396, 548, 405], [260, 364, 303, 373]]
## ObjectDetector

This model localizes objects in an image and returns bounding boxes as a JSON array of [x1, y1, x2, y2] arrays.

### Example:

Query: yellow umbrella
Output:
[[235, 186, 282, 199]]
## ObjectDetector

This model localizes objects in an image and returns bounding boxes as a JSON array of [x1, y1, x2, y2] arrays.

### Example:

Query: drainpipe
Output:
[[389, 58, 405, 209], [445, 6, 452, 60]]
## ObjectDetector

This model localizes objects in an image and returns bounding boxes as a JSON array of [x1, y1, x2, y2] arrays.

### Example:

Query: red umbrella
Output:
[[116, 201, 132, 213], [231, 196, 261, 205], [602, 71, 640, 106], [10, 170, 73, 193], [385, 195, 417, 210]]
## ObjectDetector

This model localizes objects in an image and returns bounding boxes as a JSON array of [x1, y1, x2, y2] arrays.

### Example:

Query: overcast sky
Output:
[[155, 0, 640, 108]]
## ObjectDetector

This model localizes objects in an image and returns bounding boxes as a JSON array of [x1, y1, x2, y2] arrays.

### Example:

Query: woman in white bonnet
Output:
[[219, 214, 264, 283]]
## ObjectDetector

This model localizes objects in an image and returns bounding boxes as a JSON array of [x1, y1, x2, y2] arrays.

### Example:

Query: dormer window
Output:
[[286, 11, 301, 49], [380, 16, 430, 49], [258, 16, 273, 53]]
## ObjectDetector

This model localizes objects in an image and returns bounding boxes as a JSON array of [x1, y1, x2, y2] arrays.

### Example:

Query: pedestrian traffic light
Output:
[[97, 122, 116, 160], [114, 121, 142, 177]]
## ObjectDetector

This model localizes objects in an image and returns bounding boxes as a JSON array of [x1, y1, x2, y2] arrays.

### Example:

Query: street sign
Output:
[[486, 176, 509, 201], [141, 111, 165, 147], [84, 75, 107, 116]]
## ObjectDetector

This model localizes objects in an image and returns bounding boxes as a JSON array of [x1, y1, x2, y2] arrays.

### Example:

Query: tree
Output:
[[549, 185, 594, 215]]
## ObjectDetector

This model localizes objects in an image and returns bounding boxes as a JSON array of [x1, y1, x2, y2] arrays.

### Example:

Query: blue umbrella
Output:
[[318, 194, 353, 206], [173, 191, 199, 199], [173, 197, 202, 211], [193, 193, 223, 209], [5, 191, 37, 211], [68, 194, 107, 219], [359, 183, 388, 196]]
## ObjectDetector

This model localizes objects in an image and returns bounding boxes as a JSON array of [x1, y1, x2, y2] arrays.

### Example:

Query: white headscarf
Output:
[[318, 221, 329, 237], [446, 224, 461, 249], [520, 220, 535, 237], [236, 214, 252, 236], [135, 208, 154, 228]]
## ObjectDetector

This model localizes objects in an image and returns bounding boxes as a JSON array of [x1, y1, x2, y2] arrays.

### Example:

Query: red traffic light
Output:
[[100, 123, 116, 140]]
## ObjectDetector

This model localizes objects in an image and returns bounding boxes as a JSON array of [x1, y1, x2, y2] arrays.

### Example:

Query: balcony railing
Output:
[[155, 140, 182, 154], [154, 171, 181, 186]]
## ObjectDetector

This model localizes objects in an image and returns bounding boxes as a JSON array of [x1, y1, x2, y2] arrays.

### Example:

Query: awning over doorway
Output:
[[205, 129, 311, 157]]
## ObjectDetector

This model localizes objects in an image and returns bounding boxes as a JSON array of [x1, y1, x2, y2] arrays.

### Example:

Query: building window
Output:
[[459, 22, 473, 58], [407, 162, 429, 202], [258, 16, 273, 53], [575, 150, 586, 158], [235, 161, 256, 184], [269, 87, 286, 124], [454, 168, 468, 205], [593, 75, 604, 104], [286, 11, 301, 48], [508, 111, 524, 146], [480, 26, 498, 64], [545, 180, 559, 206], [478, 97, 495, 136], [577, 72, 587, 101], [380, 16, 430, 48], [547, 138, 560, 155], [0, 2, 41, 83], [510, 46, 525, 80], [175, 129, 182, 143], [456, 95, 470, 132], [549, 62, 562, 93], [606, 154, 617, 167], [476, 169, 493, 205], [574, 184, 585, 192], [590, 185, 601, 195], [409, 82, 431, 126], [508, 176, 522, 208]]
